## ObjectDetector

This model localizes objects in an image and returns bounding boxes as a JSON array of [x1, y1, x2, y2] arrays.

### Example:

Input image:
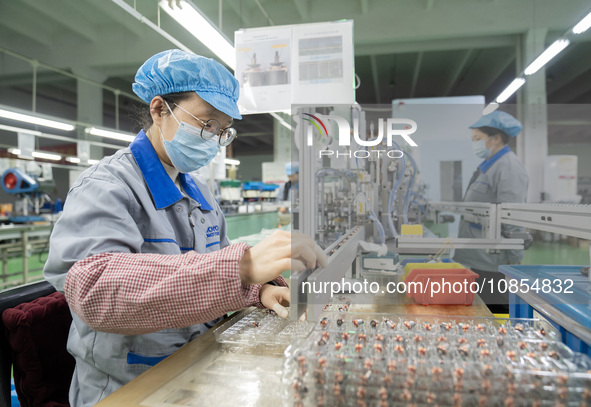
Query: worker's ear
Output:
[[149, 97, 166, 128], [493, 133, 504, 145]]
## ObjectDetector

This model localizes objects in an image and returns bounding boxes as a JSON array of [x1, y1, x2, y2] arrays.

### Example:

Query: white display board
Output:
[[543, 155, 580, 203], [235, 20, 354, 115], [262, 161, 288, 183]]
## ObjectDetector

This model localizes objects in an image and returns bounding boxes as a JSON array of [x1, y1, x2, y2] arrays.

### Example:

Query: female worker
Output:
[[453, 110, 529, 314], [43, 49, 326, 406]]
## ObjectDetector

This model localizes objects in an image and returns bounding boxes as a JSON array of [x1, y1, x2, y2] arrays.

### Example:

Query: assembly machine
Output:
[[289, 104, 591, 322], [1, 166, 55, 223], [290, 104, 426, 320]]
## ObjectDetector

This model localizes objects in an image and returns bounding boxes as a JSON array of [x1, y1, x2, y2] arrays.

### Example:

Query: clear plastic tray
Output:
[[213, 308, 315, 353], [214, 298, 355, 353], [283, 313, 591, 406], [311, 312, 560, 339]]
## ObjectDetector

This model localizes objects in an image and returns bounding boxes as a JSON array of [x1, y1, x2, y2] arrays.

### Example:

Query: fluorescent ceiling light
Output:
[[524, 39, 570, 75], [224, 158, 240, 166], [0, 108, 75, 131], [573, 11, 591, 34], [8, 148, 21, 155], [88, 159, 99, 165], [85, 127, 135, 142], [159, 0, 235, 70], [496, 78, 526, 103], [66, 157, 81, 164], [32, 151, 62, 161], [482, 102, 499, 116]]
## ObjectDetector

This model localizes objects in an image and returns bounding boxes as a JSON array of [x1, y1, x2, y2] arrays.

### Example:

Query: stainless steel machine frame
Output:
[[289, 226, 364, 321]]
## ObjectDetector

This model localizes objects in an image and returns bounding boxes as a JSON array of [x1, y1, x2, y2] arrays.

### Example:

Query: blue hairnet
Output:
[[132, 49, 242, 119], [286, 162, 299, 176], [470, 111, 522, 137]]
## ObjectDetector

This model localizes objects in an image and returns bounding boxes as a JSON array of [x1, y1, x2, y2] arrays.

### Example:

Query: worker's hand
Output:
[[259, 284, 290, 318], [239, 230, 327, 285]]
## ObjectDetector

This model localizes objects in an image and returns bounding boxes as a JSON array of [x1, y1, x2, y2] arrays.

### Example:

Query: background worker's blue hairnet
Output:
[[286, 162, 299, 176], [469, 111, 522, 138], [132, 49, 242, 119]]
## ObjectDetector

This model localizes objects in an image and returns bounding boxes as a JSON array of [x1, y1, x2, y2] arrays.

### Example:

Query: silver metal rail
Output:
[[395, 237, 524, 254], [428, 201, 499, 239], [499, 203, 591, 240]]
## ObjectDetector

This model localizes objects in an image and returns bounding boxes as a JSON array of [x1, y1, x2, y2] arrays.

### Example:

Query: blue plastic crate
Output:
[[242, 182, 265, 191], [499, 264, 591, 356], [262, 184, 279, 191]]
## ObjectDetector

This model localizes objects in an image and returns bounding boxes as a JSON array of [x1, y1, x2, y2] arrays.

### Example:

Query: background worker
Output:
[[453, 110, 529, 314], [278, 161, 299, 225], [282, 161, 299, 202]]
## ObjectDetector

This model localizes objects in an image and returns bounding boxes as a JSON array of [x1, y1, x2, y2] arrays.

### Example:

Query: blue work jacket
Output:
[[453, 146, 529, 272], [43, 130, 230, 406]]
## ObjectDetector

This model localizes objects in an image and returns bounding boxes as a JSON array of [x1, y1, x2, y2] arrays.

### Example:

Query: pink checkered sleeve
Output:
[[251, 275, 290, 309], [64, 243, 263, 335], [274, 276, 289, 287]]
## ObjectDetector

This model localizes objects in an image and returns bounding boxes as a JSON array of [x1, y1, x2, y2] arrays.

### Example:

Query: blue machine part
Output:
[[1, 168, 39, 194], [8, 215, 47, 223], [11, 379, 20, 407]]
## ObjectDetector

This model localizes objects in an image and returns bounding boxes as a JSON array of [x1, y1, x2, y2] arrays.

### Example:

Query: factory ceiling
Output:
[[0, 0, 590, 156]]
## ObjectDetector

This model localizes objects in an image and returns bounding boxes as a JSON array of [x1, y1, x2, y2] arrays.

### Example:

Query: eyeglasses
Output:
[[172, 103, 237, 147]]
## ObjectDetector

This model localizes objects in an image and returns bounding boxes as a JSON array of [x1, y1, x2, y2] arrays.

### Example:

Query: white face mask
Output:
[[472, 138, 492, 159]]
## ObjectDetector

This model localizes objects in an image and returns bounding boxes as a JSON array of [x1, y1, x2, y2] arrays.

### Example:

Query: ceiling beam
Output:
[[443, 49, 474, 96], [355, 35, 516, 56], [409, 52, 423, 98], [19, 0, 98, 43], [0, 72, 71, 87], [479, 54, 515, 96], [227, 0, 252, 27], [92, 64, 138, 79], [369, 55, 381, 104], [552, 68, 591, 103], [253, 0, 275, 25], [0, 3, 53, 47], [547, 44, 591, 95], [86, 1, 145, 38], [360, 0, 369, 14], [293, 0, 309, 20]]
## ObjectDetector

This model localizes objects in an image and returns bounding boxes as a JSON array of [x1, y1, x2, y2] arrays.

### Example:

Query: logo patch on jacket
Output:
[[206, 225, 220, 238]]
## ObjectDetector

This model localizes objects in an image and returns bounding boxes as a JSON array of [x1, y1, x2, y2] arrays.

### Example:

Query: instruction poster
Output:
[[235, 20, 354, 114]]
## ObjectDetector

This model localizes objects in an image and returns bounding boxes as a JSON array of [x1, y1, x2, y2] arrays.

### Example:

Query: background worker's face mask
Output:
[[472, 138, 492, 159], [160, 101, 220, 173]]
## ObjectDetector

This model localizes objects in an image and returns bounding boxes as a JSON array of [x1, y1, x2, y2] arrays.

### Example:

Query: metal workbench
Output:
[[96, 295, 495, 407]]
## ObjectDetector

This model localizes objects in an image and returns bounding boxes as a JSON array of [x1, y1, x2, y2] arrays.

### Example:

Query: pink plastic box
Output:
[[404, 268, 479, 305]]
